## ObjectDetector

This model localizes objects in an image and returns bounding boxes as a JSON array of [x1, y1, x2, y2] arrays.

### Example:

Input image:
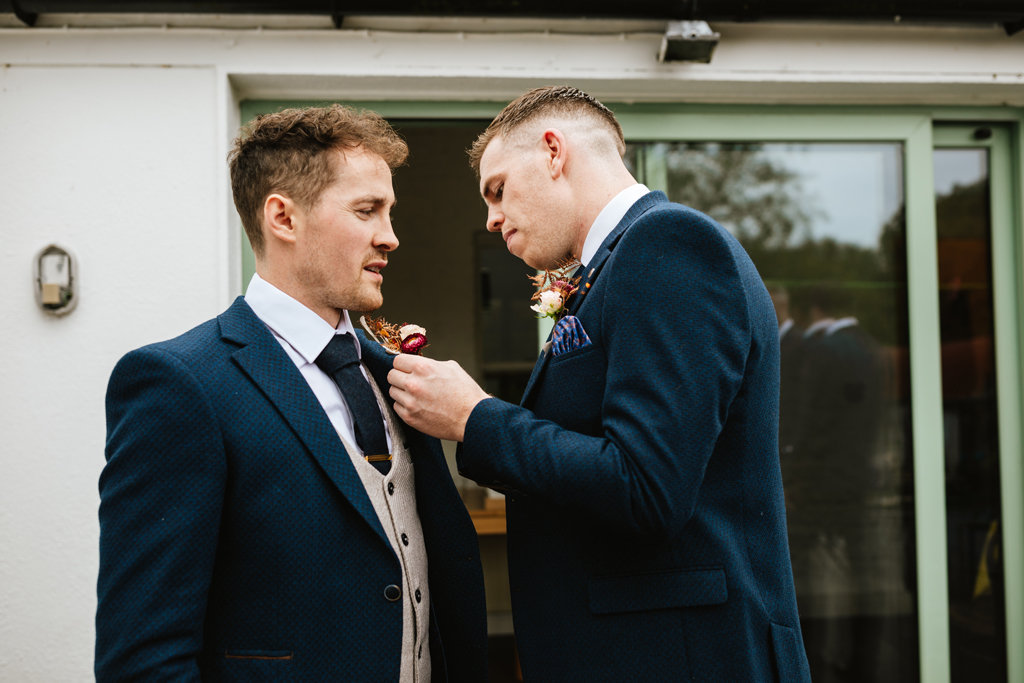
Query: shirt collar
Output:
[[826, 317, 859, 336], [579, 183, 650, 267], [804, 317, 835, 338], [778, 318, 794, 340], [244, 273, 359, 364]]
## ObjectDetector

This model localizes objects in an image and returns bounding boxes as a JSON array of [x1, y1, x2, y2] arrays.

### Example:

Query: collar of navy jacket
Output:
[[519, 190, 668, 406], [218, 296, 392, 547]]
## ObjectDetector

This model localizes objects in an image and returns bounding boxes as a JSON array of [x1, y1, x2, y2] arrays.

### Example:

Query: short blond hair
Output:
[[468, 86, 625, 175], [228, 104, 408, 256]]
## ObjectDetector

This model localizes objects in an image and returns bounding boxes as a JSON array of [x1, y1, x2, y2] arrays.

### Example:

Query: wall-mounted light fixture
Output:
[[34, 244, 78, 316], [658, 20, 720, 63]]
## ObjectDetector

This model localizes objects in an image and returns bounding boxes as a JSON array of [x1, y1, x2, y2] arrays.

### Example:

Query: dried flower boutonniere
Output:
[[360, 315, 428, 355], [529, 259, 581, 321]]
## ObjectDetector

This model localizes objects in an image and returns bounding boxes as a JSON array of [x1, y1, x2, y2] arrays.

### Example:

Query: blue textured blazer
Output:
[[97, 298, 487, 681], [460, 192, 811, 681]]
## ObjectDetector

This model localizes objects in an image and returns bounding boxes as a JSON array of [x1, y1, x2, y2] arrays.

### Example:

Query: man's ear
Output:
[[263, 193, 299, 246], [542, 128, 568, 179]]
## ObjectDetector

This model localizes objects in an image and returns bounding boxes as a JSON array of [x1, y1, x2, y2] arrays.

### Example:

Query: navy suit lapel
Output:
[[520, 191, 668, 406], [357, 332, 443, 461], [567, 190, 668, 315], [356, 330, 396, 409], [519, 332, 552, 408], [218, 297, 388, 546]]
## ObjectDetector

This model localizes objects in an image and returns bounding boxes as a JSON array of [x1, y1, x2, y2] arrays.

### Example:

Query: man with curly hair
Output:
[[97, 105, 487, 682]]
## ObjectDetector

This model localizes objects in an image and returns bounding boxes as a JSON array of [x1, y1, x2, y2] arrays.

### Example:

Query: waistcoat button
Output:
[[384, 584, 401, 602]]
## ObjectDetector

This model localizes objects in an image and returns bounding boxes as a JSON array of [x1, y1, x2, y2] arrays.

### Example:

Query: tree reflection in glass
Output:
[[626, 141, 918, 683]]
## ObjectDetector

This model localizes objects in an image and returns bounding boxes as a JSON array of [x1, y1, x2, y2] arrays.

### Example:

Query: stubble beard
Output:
[[529, 238, 576, 271], [346, 290, 384, 315], [299, 254, 384, 317], [329, 278, 384, 315]]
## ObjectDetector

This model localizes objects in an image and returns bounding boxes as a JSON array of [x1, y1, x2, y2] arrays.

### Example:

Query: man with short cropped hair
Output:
[[97, 104, 487, 682], [389, 86, 811, 681]]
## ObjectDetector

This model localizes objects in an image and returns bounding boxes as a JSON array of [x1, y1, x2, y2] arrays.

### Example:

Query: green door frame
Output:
[[238, 99, 1024, 683], [933, 123, 1024, 683]]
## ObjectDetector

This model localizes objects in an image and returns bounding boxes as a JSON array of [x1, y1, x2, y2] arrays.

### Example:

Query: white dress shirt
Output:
[[803, 317, 836, 339], [579, 183, 650, 267], [826, 316, 859, 336], [778, 317, 795, 342], [244, 273, 392, 452]]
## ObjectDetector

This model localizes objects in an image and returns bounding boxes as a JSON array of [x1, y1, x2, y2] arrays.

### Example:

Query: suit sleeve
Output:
[[96, 347, 226, 681], [460, 210, 751, 537]]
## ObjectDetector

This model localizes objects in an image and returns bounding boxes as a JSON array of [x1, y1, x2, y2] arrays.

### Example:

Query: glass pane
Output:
[[478, 232, 540, 401], [934, 146, 1006, 682], [627, 141, 918, 682]]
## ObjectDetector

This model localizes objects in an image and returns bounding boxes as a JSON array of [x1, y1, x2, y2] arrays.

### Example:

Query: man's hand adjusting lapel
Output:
[[388, 354, 490, 443]]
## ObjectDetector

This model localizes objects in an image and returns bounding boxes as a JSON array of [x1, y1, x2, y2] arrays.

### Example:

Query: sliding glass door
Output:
[[626, 137, 917, 682], [617, 109, 1022, 683]]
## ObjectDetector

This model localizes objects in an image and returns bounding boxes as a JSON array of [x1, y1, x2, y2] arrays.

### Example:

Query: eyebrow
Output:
[[352, 194, 397, 208], [480, 177, 499, 200]]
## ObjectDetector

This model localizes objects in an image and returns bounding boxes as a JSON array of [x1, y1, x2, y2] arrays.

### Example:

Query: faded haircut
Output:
[[468, 86, 625, 176]]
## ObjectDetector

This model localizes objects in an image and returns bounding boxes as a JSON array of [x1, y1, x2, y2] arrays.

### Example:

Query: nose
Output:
[[376, 216, 399, 252], [486, 206, 504, 233]]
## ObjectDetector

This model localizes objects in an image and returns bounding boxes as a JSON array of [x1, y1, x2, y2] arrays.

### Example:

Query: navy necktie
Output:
[[314, 333, 391, 474]]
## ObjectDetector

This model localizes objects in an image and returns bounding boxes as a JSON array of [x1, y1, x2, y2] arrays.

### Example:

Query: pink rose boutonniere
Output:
[[528, 259, 581, 321], [360, 316, 429, 355]]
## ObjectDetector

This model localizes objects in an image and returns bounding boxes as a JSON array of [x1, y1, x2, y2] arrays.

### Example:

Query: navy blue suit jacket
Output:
[[460, 192, 811, 681], [97, 297, 487, 681]]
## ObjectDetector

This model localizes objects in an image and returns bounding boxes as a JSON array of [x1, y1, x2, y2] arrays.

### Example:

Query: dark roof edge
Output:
[[3, 0, 1022, 35]]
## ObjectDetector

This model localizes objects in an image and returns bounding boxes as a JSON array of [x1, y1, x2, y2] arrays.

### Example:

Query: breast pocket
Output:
[[532, 343, 606, 434]]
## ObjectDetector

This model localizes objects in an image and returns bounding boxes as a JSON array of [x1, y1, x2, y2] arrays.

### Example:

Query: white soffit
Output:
[[1, 19, 1021, 105]]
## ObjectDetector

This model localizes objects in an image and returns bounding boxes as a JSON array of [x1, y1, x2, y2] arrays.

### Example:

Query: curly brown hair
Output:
[[229, 104, 408, 256], [468, 86, 624, 176]]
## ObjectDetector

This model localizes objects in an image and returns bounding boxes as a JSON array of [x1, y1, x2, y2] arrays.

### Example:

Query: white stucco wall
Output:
[[0, 15, 1021, 681], [0, 64, 222, 681]]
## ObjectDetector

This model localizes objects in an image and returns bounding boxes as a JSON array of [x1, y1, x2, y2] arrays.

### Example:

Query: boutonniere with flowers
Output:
[[528, 259, 582, 321], [360, 315, 428, 355]]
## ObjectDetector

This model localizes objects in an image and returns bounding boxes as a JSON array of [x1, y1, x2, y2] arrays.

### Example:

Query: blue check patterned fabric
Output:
[[551, 315, 592, 356]]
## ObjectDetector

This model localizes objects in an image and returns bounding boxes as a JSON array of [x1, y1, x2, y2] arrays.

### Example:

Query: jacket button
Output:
[[387, 482, 395, 495], [415, 588, 422, 603], [401, 533, 409, 546], [384, 584, 401, 602]]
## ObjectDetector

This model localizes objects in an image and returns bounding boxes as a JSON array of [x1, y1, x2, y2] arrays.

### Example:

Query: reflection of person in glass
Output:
[[790, 285, 887, 680], [768, 284, 804, 466], [387, 86, 811, 682]]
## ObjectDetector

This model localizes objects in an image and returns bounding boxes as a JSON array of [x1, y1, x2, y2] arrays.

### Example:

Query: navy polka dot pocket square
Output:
[[551, 315, 592, 356]]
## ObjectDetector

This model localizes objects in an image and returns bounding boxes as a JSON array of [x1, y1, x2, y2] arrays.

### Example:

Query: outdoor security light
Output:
[[658, 20, 720, 63]]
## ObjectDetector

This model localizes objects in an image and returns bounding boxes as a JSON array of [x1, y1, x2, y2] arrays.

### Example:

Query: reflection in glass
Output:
[[934, 146, 1006, 682], [627, 142, 918, 682], [477, 232, 541, 402]]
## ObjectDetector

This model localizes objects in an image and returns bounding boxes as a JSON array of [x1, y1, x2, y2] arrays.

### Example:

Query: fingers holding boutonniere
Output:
[[388, 355, 490, 442]]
